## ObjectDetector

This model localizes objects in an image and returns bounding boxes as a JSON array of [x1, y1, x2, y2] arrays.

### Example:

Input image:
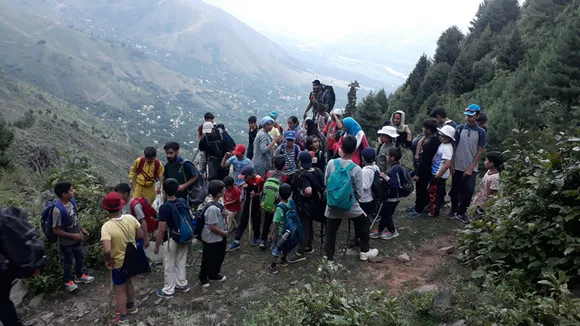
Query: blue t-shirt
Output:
[[227, 156, 252, 186]]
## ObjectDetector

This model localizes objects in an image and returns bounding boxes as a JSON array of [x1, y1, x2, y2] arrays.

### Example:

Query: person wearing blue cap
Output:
[[273, 131, 301, 180], [268, 111, 283, 140], [449, 103, 487, 224], [253, 117, 283, 178]]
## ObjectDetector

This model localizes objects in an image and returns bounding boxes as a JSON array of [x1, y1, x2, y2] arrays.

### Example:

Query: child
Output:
[[267, 183, 294, 274], [229, 166, 264, 251], [370, 147, 406, 240], [306, 135, 326, 174], [154, 179, 191, 298], [223, 176, 241, 231], [471, 151, 502, 216], [114, 183, 150, 248], [199, 180, 230, 287], [476, 112, 488, 133], [100, 192, 144, 325], [266, 156, 289, 183], [221, 144, 252, 187], [429, 125, 455, 217], [247, 116, 258, 160], [376, 126, 398, 173], [51, 181, 94, 292], [129, 147, 164, 204], [360, 148, 380, 217]]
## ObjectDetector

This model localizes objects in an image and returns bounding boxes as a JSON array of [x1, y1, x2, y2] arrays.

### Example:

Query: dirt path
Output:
[[21, 197, 463, 326]]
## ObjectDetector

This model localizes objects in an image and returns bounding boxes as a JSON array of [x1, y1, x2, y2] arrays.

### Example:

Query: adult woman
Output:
[[334, 117, 369, 166], [286, 116, 306, 150], [389, 110, 412, 147], [253, 117, 283, 178]]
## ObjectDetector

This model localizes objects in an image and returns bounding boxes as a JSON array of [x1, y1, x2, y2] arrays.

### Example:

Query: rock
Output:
[[450, 320, 466, 326], [23, 319, 43, 326], [239, 254, 247, 260], [144, 245, 163, 263], [156, 306, 167, 315], [433, 291, 452, 312], [99, 303, 109, 313], [154, 298, 163, 305], [137, 322, 146, 326], [240, 290, 251, 299], [29, 293, 44, 309], [290, 280, 298, 285], [215, 290, 225, 295], [192, 297, 205, 304], [147, 317, 156, 326], [40, 312, 54, 323], [414, 284, 438, 294], [138, 289, 150, 297], [55, 317, 67, 325], [397, 253, 411, 263], [74, 302, 87, 312], [368, 256, 384, 263], [9, 280, 28, 306], [93, 319, 99, 324], [237, 269, 243, 275], [437, 246, 455, 255]]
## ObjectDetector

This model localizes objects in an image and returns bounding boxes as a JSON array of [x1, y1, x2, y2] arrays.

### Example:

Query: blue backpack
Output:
[[164, 198, 195, 244], [326, 159, 357, 210], [277, 201, 303, 252], [41, 199, 77, 243]]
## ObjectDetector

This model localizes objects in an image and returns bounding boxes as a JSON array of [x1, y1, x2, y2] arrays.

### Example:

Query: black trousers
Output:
[[199, 239, 227, 281], [297, 214, 314, 254], [325, 215, 370, 261], [261, 212, 274, 242], [415, 175, 430, 212], [235, 199, 261, 241], [355, 201, 375, 239], [0, 269, 23, 326], [207, 159, 228, 182], [378, 201, 398, 233]]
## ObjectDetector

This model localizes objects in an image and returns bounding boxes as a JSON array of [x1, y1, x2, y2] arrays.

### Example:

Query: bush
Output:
[[13, 110, 36, 129], [247, 259, 401, 326], [0, 119, 14, 169]]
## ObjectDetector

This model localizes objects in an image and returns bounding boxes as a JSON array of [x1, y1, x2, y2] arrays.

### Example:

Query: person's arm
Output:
[[303, 102, 313, 120], [181, 162, 199, 189], [415, 136, 426, 160], [435, 159, 453, 179], [157, 162, 165, 182], [405, 127, 412, 142], [52, 209, 82, 240], [154, 221, 166, 255], [133, 203, 149, 246], [102, 239, 113, 269], [135, 218, 145, 240], [209, 224, 228, 238], [465, 130, 487, 176], [353, 168, 364, 200], [221, 153, 233, 169], [268, 222, 279, 242], [129, 159, 139, 188], [207, 207, 228, 238], [334, 114, 343, 130]]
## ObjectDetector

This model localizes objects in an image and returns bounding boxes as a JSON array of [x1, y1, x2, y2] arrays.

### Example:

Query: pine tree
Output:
[[472, 26, 494, 61], [345, 81, 360, 117], [496, 27, 525, 71], [405, 55, 431, 97], [415, 63, 452, 109], [354, 92, 384, 140], [449, 52, 475, 95], [487, 0, 520, 33], [472, 57, 495, 87], [434, 26, 465, 66]]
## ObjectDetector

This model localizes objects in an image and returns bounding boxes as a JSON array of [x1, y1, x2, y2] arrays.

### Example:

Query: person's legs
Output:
[[0, 270, 23, 326], [351, 215, 370, 253], [211, 239, 227, 278], [60, 244, 74, 283], [114, 283, 128, 317], [126, 278, 135, 311], [161, 240, 177, 295], [235, 204, 250, 241], [449, 170, 464, 214], [428, 176, 440, 216], [174, 243, 188, 288], [199, 241, 211, 282], [436, 178, 448, 214], [133, 184, 144, 199], [324, 218, 342, 261], [142, 186, 156, 205], [458, 173, 477, 215], [414, 176, 429, 213], [306, 218, 314, 249], [297, 215, 312, 254], [376, 201, 398, 234], [72, 242, 85, 279], [250, 200, 262, 239], [261, 212, 274, 242], [207, 160, 220, 182]]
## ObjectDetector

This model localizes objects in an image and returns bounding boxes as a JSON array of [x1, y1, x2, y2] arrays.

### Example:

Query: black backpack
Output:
[[293, 168, 326, 222], [322, 85, 336, 112], [0, 207, 46, 278], [369, 168, 385, 201], [193, 202, 224, 240]]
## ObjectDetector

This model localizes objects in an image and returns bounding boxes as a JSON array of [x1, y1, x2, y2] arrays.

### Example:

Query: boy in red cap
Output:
[[228, 166, 264, 251], [221, 144, 253, 187], [100, 192, 144, 325]]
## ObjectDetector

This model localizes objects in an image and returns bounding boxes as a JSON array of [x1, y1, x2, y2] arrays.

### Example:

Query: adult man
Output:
[[303, 80, 331, 121], [253, 117, 283, 178], [163, 142, 198, 199], [429, 106, 457, 128], [129, 147, 164, 203], [199, 122, 236, 182], [449, 104, 487, 223], [247, 116, 258, 160]]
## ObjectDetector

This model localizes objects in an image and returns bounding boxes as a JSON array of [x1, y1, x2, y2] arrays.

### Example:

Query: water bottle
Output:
[[276, 230, 291, 248]]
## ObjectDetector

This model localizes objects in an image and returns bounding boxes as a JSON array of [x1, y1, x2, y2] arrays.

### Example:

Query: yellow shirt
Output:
[[269, 126, 281, 139], [129, 158, 164, 187], [100, 215, 140, 269]]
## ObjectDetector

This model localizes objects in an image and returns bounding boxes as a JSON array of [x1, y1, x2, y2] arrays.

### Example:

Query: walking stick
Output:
[[248, 196, 254, 242], [370, 201, 384, 231]]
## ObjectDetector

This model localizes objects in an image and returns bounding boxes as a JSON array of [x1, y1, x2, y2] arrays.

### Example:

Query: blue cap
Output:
[[240, 166, 254, 177], [269, 111, 278, 119], [260, 116, 274, 127], [464, 104, 481, 116], [361, 147, 376, 162], [284, 131, 296, 141], [298, 151, 312, 169]]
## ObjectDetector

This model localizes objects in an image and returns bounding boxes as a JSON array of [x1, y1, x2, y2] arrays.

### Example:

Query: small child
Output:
[[266, 156, 289, 183], [471, 151, 502, 216], [223, 176, 241, 231], [360, 148, 380, 217], [476, 112, 488, 133], [229, 166, 264, 251], [114, 183, 150, 248], [199, 180, 230, 287], [429, 125, 455, 217], [267, 183, 293, 274], [371, 147, 406, 240], [222, 144, 252, 187], [100, 192, 144, 325], [51, 181, 94, 292]]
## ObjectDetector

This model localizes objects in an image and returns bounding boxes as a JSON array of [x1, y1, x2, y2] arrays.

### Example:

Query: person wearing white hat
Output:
[[376, 125, 398, 173], [323, 108, 345, 159], [428, 125, 455, 217]]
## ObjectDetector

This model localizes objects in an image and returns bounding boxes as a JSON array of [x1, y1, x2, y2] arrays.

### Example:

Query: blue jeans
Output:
[[450, 170, 477, 215], [60, 242, 85, 283]]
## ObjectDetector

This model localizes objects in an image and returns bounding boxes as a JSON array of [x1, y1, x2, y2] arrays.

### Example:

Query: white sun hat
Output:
[[438, 125, 456, 141], [377, 125, 398, 138]]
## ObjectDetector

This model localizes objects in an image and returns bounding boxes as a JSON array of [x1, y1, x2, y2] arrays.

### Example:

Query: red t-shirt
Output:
[[224, 186, 241, 212], [241, 176, 264, 201], [265, 170, 289, 183], [324, 121, 338, 151]]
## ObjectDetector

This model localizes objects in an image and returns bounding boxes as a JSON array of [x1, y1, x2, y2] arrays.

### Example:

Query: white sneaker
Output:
[[359, 248, 379, 261]]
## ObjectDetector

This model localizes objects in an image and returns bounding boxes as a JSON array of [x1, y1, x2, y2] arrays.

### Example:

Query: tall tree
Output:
[[414, 63, 452, 109], [434, 26, 465, 66], [345, 80, 360, 117], [496, 26, 525, 71], [405, 55, 431, 97], [354, 91, 384, 139], [449, 52, 475, 95]]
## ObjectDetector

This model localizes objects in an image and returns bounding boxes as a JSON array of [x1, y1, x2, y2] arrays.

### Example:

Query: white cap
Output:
[[332, 108, 344, 116], [202, 122, 214, 134], [438, 125, 456, 141], [377, 126, 398, 138]]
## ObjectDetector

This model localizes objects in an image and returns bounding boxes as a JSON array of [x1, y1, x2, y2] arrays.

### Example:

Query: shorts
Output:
[[112, 268, 127, 286]]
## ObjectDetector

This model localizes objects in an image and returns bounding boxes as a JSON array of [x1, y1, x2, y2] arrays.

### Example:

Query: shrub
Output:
[[13, 109, 36, 129]]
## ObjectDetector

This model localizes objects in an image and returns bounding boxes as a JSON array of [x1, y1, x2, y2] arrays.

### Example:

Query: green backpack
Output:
[[327, 159, 357, 210], [261, 176, 282, 213]]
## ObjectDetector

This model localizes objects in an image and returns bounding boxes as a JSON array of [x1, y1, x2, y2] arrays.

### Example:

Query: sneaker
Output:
[[127, 306, 139, 315], [74, 274, 95, 284], [381, 230, 400, 240], [447, 212, 457, 220], [407, 206, 415, 213], [458, 214, 470, 224], [114, 316, 129, 325], [209, 275, 227, 282], [408, 210, 424, 219], [251, 236, 260, 246], [267, 265, 279, 275], [304, 247, 315, 254], [286, 252, 306, 263], [259, 240, 267, 249], [278, 258, 289, 267], [228, 241, 241, 252], [360, 248, 379, 261], [156, 289, 173, 299], [370, 231, 384, 239], [65, 280, 78, 292], [176, 284, 191, 293], [200, 279, 210, 288]]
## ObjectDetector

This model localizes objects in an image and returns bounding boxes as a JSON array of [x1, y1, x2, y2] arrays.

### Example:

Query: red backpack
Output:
[[130, 198, 158, 232], [136, 157, 160, 183]]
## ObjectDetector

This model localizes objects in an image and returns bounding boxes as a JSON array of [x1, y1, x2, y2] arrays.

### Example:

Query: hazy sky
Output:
[[204, 0, 484, 45]]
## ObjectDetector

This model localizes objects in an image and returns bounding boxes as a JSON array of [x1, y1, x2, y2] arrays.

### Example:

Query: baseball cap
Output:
[[332, 108, 344, 116], [232, 144, 246, 156], [240, 166, 255, 177], [361, 147, 376, 162], [377, 126, 398, 138], [202, 121, 214, 134], [284, 131, 297, 141], [102, 192, 125, 211], [298, 151, 313, 169], [260, 116, 274, 127], [269, 111, 278, 119], [438, 125, 456, 141], [464, 104, 481, 116]]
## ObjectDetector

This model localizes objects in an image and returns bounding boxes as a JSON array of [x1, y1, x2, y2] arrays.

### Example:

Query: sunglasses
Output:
[[464, 108, 478, 114]]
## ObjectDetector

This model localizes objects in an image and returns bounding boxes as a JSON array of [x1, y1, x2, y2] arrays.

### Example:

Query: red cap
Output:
[[232, 144, 246, 156], [102, 192, 125, 211]]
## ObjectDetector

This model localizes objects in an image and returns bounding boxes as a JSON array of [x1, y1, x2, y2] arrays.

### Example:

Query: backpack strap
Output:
[[129, 198, 138, 217], [294, 145, 299, 158], [153, 159, 160, 178], [53, 200, 73, 226], [136, 157, 146, 175]]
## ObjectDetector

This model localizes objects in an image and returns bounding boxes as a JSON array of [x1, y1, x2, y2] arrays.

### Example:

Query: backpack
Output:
[[322, 85, 336, 112], [277, 143, 300, 161], [261, 176, 282, 213], [293, 168, 326, 221], [192, 202, 223, 240], [136, 157, 160, 183], [164, 199, 195, 244], [393, 165, 414, 198], [205, 127, 236, 159], [41, 199, 77, 243], [276, 201, 303, 252], [130, 198, 158, 232], [0, 207, 46, 278], [177, 158, 208, 207], [326, 159, 357, 210], [368, 168, 385, 200]]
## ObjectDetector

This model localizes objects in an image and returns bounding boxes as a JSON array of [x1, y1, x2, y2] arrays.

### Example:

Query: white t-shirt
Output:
[[360, 165, 380, 203], [431, 143, 453, 179]]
